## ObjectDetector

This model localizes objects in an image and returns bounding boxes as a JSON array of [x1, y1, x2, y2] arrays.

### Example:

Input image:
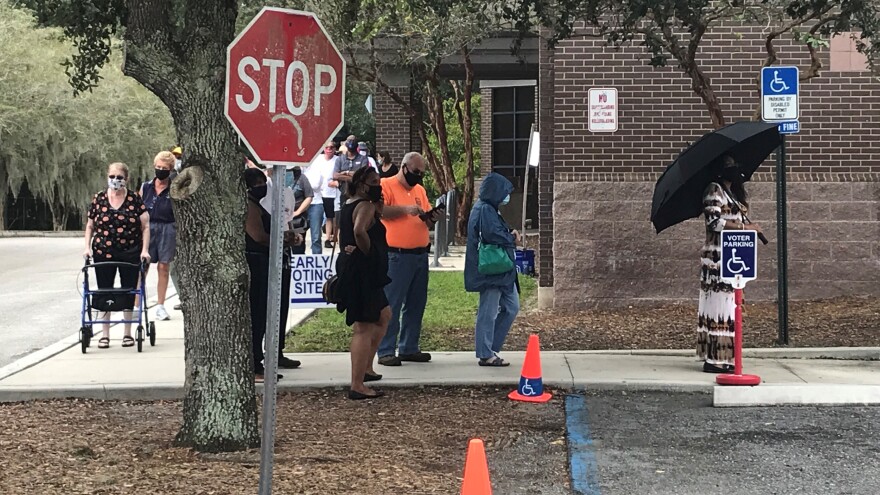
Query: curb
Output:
[[714, 384, 880, 407], [562, 347, 880, 361], [0, 379, 714, 403]]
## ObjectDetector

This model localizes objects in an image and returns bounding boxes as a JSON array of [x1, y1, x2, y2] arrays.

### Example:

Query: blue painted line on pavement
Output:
[[565, 394, 601, 495]]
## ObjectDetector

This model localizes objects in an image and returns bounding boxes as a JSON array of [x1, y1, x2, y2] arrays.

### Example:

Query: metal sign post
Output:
[[258, 165, 285, 495], [761, 66, 798, 346], [520, 125, 539, 248], [718, 230, 762, 386]]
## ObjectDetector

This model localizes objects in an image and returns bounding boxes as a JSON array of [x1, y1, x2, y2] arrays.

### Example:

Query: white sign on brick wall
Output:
[[588, 88, 618, 133]]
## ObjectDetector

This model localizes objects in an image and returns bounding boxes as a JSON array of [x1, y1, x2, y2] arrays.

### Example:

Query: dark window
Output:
[[491, 86, 536, 179]]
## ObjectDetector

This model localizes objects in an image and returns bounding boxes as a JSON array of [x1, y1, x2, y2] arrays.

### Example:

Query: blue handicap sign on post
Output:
[[761, 66, 799, 125], [721, 230, 758, 288]]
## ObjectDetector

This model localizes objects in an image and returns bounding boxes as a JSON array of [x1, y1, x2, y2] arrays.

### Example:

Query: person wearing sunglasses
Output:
[[83, 162, 151, 349]]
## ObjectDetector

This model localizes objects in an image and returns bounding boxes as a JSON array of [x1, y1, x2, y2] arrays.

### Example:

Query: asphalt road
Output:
[[577, 391, 880, 495], [0, 237, 168, 368]]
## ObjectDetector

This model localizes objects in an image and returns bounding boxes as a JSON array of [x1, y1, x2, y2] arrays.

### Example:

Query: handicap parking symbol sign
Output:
[[721, 230, 758, 288]]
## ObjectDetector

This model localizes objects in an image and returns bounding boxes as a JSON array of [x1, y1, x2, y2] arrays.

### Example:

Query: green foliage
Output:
[[287, 271, 537, 352], [506, 0, 880, 73], [424, 92, 481, 199], [0, 1, 174, 225], [14, 0, 126, 95]]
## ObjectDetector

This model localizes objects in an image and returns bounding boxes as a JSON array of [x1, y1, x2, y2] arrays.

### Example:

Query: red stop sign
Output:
[[225, 8, 346, 166]]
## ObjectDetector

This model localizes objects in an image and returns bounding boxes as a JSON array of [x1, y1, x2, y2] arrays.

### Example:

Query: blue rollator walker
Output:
[[79, 257, 156, 353]]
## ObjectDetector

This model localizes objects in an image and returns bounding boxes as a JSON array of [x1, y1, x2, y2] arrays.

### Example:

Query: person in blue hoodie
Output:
[[464, 172, 520, 367]]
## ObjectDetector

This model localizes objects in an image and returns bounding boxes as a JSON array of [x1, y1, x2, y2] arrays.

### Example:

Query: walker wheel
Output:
[[149, 322, 156, 347], [136, 325, 144, 353], [80, 326, 92, 354]]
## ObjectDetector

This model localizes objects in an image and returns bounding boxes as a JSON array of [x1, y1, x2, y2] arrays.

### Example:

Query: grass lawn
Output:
[[286, 271, 537, 353]]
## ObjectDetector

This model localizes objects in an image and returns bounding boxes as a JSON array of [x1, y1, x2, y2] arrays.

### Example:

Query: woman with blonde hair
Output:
[[139, 151, 177, 321]]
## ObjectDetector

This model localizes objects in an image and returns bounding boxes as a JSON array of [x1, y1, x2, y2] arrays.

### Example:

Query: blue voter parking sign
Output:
[[721, 230, 758, 288]]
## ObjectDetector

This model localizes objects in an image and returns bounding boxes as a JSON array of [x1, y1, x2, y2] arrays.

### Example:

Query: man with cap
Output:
[[171, 146, 183, 171]]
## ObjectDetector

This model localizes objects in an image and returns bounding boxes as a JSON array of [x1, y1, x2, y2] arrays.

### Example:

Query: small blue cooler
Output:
[[515, 249, 535, 275]]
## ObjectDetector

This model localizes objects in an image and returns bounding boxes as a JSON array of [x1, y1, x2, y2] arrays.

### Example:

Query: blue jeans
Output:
[[475, 285, 519, 359], [308, 203, 324, 254], [379, 252, 429, 357]]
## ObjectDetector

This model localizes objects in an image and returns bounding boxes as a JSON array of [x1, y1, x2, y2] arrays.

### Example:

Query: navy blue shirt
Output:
[[141, 179, 175, 224]]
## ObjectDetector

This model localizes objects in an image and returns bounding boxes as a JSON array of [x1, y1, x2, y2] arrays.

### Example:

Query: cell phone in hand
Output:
[[419, 202, 446, 221]]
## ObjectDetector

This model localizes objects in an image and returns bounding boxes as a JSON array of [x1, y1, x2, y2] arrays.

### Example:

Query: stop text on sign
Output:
[[234, 58, 338, 116]]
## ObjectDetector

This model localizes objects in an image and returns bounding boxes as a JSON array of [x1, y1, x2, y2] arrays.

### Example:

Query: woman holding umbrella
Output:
[[698, 155, 764, 373], [651, 121, 778, 374]]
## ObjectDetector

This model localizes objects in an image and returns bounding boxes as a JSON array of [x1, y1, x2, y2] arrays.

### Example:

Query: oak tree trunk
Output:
[[122, 0, 259, 452]]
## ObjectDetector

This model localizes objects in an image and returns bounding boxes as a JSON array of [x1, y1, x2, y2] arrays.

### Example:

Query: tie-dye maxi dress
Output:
[[697, 182, 744, 366]]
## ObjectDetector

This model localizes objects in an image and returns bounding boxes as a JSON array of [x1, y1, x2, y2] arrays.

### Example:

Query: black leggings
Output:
[[246, 252, 291, 371], [94, 252, 140, 310]]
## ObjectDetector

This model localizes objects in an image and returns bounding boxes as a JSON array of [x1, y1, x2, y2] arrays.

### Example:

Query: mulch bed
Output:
[[0, 388, 567, 494], [432, 296, 880, 353], [506, 296, 880, 352]]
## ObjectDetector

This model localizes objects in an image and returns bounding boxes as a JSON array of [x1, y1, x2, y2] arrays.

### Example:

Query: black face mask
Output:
[[721, 167, 744, 184], [292, 168, 302, 181], [366, 184, 382, 202], [403, 166, 422, 187], [155, 169, 171, 180], [249, 184, 268, 200]]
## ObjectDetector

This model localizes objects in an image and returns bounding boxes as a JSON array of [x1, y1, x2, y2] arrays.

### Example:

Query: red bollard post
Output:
[[716, 288, 761, 386]]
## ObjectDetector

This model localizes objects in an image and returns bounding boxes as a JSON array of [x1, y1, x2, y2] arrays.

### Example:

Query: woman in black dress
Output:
[[377, 151, 398, 179], [336, 167, 391, 400]]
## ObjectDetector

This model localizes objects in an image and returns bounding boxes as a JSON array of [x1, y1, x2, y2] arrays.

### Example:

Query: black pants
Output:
[[94, 251, 140, 310], [246, 252, 291, 371]]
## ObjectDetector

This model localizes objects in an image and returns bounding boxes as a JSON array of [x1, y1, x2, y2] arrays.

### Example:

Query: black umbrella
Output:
[[650, 121, 780, 235]]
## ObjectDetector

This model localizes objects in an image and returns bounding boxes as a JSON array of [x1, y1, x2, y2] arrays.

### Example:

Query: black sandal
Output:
[[479, 357, 510, 367], [348, 389, 385, 400], [98, 337, 110, 349], [121, 336, 135, 348], [364, 372, 383, 382]]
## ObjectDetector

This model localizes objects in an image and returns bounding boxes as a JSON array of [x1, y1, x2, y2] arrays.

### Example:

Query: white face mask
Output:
[[359, 150, 367, 156], [108, 177, 125, 190], [500, 194, 510, 206]]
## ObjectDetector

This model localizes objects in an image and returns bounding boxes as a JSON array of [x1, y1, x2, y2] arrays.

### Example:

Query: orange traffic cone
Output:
[[508, 334, 553, 403], [461, 438, 492, 495]]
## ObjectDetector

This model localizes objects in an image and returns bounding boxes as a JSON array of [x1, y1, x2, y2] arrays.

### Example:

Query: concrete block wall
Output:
[[552, 178, 880, 308]]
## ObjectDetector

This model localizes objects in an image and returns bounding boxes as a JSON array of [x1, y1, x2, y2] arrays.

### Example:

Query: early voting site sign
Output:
[[290, 254, 336, 308], [720, 230, 758, 289]]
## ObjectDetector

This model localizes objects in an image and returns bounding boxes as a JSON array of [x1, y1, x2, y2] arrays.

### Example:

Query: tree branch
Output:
[[121, 0, 183, 101]]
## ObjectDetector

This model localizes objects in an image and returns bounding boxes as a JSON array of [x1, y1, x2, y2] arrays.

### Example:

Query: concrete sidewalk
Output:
[[2, 296, 880, 404]]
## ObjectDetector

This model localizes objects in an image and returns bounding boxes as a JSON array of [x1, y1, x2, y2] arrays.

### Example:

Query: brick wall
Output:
[[538, 30, 556, 289], [374, 85, 415, 164], [480, 87, 493, 177], [551, 25, 880, 175], [546, 23, 880, 307]]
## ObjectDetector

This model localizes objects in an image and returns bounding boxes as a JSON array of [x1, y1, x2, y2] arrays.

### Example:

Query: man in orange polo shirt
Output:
[[377, 152, 443, 366]]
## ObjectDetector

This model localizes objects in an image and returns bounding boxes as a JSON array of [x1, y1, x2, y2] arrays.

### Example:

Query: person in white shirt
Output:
[[304, 146, 329, 254], [317, 141, 340, 248], [358, 142, 379, 172]]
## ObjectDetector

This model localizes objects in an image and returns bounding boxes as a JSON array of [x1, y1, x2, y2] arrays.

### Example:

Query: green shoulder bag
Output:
[[477, 212, 514, 275]]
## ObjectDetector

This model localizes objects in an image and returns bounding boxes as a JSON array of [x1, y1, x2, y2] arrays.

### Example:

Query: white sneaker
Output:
[[155, 304, 170, 321]]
